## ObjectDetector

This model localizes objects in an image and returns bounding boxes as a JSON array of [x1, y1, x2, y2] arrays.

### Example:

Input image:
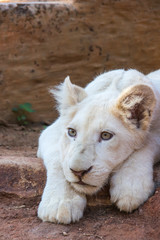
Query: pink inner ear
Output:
[[112, 84, 156, 131], [129, 103, 144, 119], [127, 101, 146, 128]]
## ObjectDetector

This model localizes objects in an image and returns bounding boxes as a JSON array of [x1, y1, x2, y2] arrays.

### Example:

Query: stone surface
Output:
[[0, 153, 160, 207], [0, 187, 160, 240], [0, 155, 160, 239], [0, 125, 160, 239], [0, 124, 160, 206], [1, 0, 71, 2], [0, 156, 46, 198], [0, 0, 160, 124], [0, 154, 111, 206]]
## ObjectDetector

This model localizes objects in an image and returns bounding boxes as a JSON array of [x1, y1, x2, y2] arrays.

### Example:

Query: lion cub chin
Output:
[[37, 69, 160, 224]]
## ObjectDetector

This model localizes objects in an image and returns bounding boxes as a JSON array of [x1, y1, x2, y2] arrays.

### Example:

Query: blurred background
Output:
[[0, 0, 160, 124]]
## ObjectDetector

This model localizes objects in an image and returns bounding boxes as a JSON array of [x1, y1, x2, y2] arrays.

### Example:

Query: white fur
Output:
[[37, 69, 160, 224]]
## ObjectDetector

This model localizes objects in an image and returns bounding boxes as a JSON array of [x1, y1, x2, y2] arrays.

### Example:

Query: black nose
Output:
[[70, 166, 92, 178]]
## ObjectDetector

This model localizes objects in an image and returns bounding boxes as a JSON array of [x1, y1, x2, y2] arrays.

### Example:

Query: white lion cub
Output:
[[37, 69, 160, 224]]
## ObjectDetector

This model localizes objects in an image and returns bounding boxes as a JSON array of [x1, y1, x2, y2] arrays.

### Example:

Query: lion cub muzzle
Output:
[[70, 166, 93, 178]]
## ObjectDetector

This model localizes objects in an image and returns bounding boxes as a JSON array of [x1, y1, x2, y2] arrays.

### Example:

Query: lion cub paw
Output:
[[110, 182, 154, 212], [111, 194, 143, 212], [38, 195, 86, 224]]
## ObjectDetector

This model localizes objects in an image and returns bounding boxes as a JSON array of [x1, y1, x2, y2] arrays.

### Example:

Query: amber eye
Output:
[[68, 128, 77, 137], [101, 131, 113, 141]]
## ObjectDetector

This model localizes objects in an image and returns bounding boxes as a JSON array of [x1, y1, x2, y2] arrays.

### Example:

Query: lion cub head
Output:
[[51, 76, 156, 195]]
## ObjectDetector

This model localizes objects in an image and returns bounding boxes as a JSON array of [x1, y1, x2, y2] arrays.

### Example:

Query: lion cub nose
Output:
[[70, 166, 92, 178]]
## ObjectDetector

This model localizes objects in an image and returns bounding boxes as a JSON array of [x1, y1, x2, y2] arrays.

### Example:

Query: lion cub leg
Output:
[[110, 145, 155, 212], [38, 165, 87, 224]]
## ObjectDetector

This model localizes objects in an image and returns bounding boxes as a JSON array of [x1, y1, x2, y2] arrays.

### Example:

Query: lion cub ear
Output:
[[113, 84, 156, 130], [50, 76, 87, 114]]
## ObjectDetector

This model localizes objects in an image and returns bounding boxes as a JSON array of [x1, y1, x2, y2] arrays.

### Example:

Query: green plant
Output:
[[12, 103, 35, 125]]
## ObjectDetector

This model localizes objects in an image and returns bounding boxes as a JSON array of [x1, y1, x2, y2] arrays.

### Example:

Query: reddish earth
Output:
[[0, 124, 160, 240]]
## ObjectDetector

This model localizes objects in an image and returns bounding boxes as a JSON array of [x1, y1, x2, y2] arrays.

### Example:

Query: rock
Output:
[[0, 156, 46, 198], [0, 122, 159, 238], [142, 187, 160, 217], [0, 154, 159, 207], [0, 154, 160, 240], [0, 0, 160, 124], [0, 154, 111, 206]]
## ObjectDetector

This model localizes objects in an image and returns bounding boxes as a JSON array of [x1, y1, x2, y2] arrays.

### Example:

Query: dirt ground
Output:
[[0, 124, 160, 240]]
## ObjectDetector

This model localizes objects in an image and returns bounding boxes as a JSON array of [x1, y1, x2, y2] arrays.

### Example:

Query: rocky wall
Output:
[[0, 0, 160, 124]]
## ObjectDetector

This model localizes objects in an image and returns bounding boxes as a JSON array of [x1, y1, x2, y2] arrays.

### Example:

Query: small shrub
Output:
[[12, 103, 35, 125]]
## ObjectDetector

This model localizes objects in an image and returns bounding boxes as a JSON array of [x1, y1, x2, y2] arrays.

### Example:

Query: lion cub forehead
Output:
[[68, 95, 117, 130]]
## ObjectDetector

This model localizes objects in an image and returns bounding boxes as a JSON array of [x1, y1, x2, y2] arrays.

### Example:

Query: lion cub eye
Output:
[[101, 131, 113, 141], [68, 128, 77, 137]]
